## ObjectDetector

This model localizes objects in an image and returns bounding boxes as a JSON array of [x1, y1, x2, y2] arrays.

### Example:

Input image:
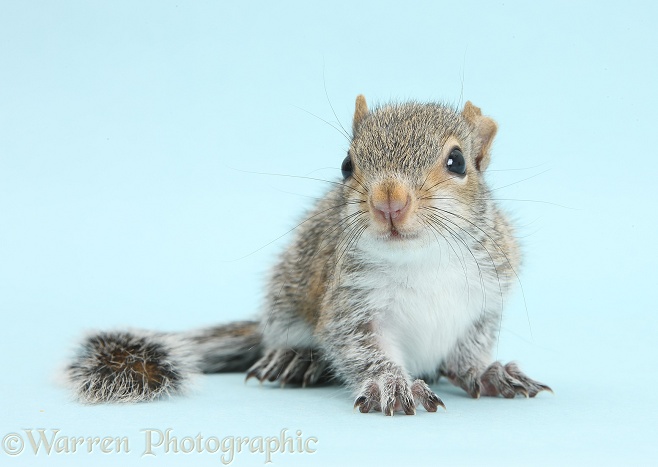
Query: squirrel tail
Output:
[[66, 321, 262, 403]]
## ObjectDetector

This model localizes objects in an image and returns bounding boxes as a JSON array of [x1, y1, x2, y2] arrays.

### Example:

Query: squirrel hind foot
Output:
[[66, 330, 190, 403], [245, 348, 331, 387]]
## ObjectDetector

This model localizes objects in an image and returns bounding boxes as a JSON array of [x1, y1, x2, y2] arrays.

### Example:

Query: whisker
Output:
[[427, 205, 532, 341], [304, 167, 341, 176], [316, 211, 368, 257], [417, 213, 472, 304], [487, 162, 549, 172], [273, 186, 367, 203], [423, 207, 509, 349], [420, 174, 461, 194], [226, 166, 367, 196], [420, 210, 489, 316], [322, 66, 351, 139], [420, 195, 501, 228], [476, 198, 577, 210], [350, 170, 369, 195], [291, 104, 351, 143], [335, 221, 369, 285], [484, 169, 550, 194], [263, 210, 366, 336], [418, 168, 434, 193], [334, 219, 368, 268], [222, 201, 363, 262], [418, 212, 468, 275]]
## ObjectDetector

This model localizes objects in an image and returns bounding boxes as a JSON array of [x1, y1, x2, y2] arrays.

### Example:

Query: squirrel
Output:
[[66, 95, 551, 415]]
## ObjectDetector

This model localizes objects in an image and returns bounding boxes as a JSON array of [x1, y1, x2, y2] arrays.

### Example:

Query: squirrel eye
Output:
[[446, 148, 466, 175], [341, 155, 353, 179]]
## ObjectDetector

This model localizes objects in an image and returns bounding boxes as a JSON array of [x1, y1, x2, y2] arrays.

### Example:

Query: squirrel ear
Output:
[[462, 101, 497, 172], [353, 95, 369, 133]]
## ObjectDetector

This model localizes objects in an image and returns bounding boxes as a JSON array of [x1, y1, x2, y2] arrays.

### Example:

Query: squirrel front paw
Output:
[[246, 348, 329, 387], [450, 362, 552, 399], [353, 375, 445, 416]]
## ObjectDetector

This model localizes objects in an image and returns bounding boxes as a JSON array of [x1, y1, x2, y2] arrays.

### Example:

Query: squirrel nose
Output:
[[372, 196, 410, 222]]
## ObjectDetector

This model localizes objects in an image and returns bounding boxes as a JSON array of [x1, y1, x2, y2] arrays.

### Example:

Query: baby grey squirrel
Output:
[[66, 96, 551, 415]]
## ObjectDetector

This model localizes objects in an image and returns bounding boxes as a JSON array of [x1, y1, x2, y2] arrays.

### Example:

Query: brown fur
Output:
[[300, 262, 327, 324]]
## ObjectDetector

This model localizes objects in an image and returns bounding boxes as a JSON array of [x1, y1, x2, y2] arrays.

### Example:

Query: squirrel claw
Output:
[[244, 370, 258, 383], [411, 379, 445, 412], [448, 362, 550, 399], [353, 396, 371, 413], [245, 348, 329, 387], [354, 376, 441, 416], [479, 362, 551, 398]]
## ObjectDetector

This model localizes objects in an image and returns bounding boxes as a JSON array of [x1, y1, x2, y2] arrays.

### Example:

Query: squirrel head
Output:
[[344, 95, 498, 248]]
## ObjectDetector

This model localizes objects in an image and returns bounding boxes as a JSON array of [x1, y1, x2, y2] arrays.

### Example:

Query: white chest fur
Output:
[[355, 241, 495, 377]]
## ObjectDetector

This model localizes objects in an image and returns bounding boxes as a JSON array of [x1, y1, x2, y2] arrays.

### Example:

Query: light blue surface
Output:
[[1, 1, 657, 465]]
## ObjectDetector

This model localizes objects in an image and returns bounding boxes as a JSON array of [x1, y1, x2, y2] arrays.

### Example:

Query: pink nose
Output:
[[372, 196, 410, 222]]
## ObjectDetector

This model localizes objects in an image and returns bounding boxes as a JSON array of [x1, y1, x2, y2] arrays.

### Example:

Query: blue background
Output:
[[1, 1, 657, 465]]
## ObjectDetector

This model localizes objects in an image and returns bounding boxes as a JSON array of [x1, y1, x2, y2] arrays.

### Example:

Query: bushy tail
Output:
[[66, 321, 262, 403]]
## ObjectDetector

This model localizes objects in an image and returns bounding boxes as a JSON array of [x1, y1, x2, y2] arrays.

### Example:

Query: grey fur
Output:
[[65, 98, 550, 412]]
